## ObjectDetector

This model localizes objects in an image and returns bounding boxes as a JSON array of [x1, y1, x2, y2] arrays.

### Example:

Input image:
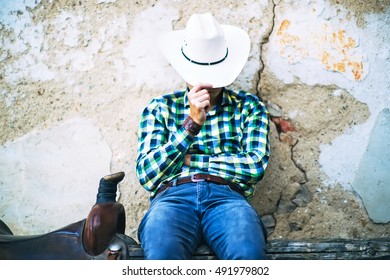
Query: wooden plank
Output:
[[267, 239, 390, 260], [127, 239, 390, 260]]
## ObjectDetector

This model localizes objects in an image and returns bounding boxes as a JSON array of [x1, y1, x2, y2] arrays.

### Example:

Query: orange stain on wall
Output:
[[278, 19, 290, 35], [276, 19, 365, 81]]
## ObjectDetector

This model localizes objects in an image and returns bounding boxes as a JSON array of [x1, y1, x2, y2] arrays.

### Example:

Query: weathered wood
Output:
[[267, 239, 390, 260], [127, 239, 390, 260]]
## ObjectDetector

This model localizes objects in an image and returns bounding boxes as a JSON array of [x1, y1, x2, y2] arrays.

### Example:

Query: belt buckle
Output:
[[191, 174, 205, 182]]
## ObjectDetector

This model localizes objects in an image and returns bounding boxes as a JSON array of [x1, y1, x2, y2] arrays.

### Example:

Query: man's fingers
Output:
[[191, 83, 213, 92], [190, 98, 209, 111], [189, 88, 210, 98], [187, 83, 213, 125], [199, 99, 210, 109], [196, 90, 210, 101], [189, 89, 210, 106]]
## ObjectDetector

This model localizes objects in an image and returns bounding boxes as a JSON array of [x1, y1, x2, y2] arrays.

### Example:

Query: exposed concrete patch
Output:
[[256, 73, 372, 238], [353, 108, 390, 223], [258, 0, 390, 237], [0, 117, 112, 234]]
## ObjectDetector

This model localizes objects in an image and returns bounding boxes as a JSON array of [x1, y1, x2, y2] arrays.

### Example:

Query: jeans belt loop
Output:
[[191, 174, 205, 182], [172, 178, 178, 187]]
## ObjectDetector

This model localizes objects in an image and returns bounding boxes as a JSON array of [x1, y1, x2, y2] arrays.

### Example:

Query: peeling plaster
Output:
[[264, 0, 390, 195], [97, 0, 117, 4], [269, 0, 369, 84], [0, 0, 55, 85], [276, 19, 367, 81], [0, 0, 42, 35], [319, 8, 390, 191], [329, 0, 390, 27]]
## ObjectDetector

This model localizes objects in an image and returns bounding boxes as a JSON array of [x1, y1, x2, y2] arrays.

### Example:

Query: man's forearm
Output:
[[136, 127, 194, 191], [187, 151, 269, 184]]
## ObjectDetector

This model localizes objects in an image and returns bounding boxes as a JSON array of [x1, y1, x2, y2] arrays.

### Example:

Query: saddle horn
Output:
[[83, 171, 126, 256]]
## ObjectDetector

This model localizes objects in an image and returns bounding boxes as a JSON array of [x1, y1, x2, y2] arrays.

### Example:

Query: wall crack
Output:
[[256, 0, 276, 96], [291, 139, 308, 184]]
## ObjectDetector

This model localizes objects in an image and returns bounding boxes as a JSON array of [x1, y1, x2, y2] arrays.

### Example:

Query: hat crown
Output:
[[158, 13, 250, 87], [182, 13, 227, 65]]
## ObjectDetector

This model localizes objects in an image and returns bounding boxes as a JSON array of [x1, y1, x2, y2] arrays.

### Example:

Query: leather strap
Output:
[[156, 174, 245, 197], [182, 116, 202, 136]]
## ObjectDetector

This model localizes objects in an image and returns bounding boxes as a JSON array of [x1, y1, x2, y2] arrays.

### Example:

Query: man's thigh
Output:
[[138, 185, 202, 259], [201, 186, 267, 259]]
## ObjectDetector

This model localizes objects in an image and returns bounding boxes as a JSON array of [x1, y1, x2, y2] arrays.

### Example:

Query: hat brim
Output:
[[158, 25, 250, 88]]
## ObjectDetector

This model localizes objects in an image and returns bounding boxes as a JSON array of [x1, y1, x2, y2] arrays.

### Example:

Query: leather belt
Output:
[[155, 174, 245, 197]]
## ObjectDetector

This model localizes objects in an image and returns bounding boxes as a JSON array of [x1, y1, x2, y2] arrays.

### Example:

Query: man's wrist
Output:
[[183, 116, 202, 136]]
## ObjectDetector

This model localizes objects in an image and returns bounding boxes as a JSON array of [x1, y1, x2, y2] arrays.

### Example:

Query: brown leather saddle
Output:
[[0, 172, 137, 260]]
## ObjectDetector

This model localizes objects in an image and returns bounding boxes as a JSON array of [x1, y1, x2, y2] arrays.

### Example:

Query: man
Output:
[[135, 13, 270, 260]]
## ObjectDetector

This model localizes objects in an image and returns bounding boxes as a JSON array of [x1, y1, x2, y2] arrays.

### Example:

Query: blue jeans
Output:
[[138, 181, 267, 260]]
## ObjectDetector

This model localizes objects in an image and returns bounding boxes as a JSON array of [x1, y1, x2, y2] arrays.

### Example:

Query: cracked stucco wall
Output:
[[1, 0, 389, 240]]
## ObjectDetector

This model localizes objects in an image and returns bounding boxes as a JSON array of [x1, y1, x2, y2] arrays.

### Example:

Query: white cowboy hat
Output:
[[158, 13, 250, 88]]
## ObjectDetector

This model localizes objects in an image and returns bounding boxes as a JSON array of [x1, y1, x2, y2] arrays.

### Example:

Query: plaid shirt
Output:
[[135, 87, 270, 199]]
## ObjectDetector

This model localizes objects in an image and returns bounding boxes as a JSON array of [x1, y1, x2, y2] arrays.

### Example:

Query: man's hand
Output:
[[184, 154, 191, 166], [187, 83, 213, 125]]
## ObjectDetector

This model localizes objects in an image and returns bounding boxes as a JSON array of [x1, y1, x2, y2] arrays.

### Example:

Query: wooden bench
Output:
[[126, 238, 390, 260]]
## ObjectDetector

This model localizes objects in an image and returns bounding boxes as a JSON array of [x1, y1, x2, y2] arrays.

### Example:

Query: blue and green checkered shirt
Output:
[[135, 87, 270, 199]]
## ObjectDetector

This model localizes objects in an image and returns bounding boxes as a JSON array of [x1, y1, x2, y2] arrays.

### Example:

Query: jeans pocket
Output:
[[218, 183, 245, 199]]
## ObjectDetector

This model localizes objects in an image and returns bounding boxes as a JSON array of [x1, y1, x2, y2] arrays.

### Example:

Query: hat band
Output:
[[181, 47, 229, 66]]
